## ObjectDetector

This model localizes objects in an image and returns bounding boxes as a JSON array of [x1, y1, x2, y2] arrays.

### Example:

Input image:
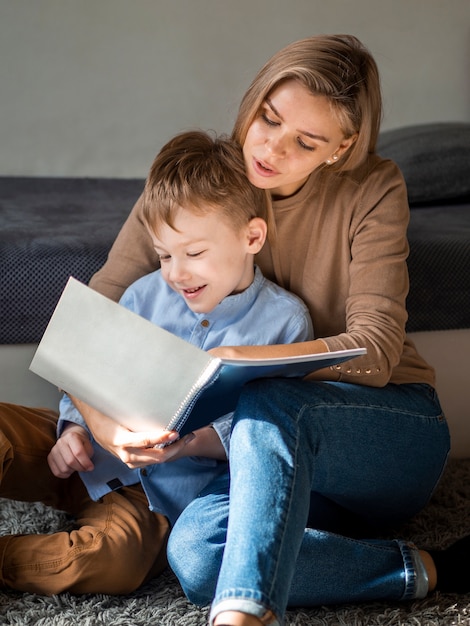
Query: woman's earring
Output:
[[326, 154, 339, 165]]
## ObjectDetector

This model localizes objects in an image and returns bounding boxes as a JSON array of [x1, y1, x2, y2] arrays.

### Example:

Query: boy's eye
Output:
[[187, 250, 205, 258], [158, 254, 171, 261]]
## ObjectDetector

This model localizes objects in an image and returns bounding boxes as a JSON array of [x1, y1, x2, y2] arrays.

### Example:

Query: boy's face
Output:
[[150, 207, 263, 314]]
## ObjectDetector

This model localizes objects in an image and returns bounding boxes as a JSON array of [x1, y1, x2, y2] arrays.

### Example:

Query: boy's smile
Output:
[[179, 284, 208, 302]]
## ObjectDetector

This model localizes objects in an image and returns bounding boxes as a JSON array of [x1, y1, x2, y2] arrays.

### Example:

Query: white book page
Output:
[[30, 277, 220, 432]]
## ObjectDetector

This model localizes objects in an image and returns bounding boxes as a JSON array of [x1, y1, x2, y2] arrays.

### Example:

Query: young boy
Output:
[[54, 128, 313, 516], [1, 131, 312, 596]]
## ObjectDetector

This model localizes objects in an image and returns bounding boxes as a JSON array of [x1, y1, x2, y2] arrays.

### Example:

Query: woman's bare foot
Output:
[[428, 535, 470, 593], [419, 550, 437, 592], [213, 611, 263, 626]]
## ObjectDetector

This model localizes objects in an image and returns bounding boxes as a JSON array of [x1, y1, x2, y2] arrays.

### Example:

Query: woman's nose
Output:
[[266, 133, 287, 157]]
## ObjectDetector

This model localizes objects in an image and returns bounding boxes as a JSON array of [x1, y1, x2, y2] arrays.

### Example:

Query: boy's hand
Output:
[[81, 416, 225, 469], [115, 425, 227, 469], [67, 395, 227, 469], [48, 423, 95, 478]]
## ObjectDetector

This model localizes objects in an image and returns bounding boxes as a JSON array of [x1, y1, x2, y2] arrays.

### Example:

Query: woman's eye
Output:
[[297, 138, 315, 152], [261, 113, 279, 127]]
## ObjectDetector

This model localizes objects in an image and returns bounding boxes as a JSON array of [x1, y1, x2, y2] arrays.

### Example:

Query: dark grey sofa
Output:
[[1, 123, 469, 455], [378, 122, 470, 334]]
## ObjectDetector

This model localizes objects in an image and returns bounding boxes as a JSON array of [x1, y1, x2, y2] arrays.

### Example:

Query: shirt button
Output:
[[141, 469, 147, 477], [201, 319, 210, 327]]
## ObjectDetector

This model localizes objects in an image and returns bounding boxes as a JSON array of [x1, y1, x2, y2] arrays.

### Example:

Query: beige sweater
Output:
[[90, 154, 435, 389]]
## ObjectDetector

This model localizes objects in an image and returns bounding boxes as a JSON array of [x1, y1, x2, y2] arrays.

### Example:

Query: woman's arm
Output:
[[90, 193, 159, 301], [319, 162, 410, 387], [208, 338, 339, 381]]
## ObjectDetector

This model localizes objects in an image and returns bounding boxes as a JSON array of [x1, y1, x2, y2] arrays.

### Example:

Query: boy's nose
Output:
[[168, 260, 190, 283]]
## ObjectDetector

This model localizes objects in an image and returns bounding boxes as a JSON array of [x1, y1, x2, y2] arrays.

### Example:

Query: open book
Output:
[[30, 277, 366, 436]]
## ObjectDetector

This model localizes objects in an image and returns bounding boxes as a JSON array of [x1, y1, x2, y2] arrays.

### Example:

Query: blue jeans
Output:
[[168, 380, 450, 625]]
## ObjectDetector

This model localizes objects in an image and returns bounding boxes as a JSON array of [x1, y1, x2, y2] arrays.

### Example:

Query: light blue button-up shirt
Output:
[[58, 266, 313, 524]]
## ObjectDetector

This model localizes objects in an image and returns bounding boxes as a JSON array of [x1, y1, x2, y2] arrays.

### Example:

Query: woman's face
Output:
[[243, 79, 356, 198]]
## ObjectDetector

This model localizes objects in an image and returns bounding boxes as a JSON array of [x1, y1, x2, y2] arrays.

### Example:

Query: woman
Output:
[[83, 35, 466, 626]]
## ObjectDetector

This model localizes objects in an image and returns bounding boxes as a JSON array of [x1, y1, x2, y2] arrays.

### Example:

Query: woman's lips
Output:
[[252, 157, 279, 178]]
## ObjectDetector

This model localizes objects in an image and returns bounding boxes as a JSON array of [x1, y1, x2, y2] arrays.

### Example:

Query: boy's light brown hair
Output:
[[142, 130, 269, 235]]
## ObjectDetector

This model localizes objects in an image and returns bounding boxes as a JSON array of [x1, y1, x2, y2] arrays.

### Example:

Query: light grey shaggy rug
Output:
[[0, 459, 469, 626]]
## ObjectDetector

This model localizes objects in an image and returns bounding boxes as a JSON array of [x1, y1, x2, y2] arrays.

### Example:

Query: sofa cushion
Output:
[[0, 177, 144, 344], [406, 202, 470, 332], [377, 122, 470, 205]]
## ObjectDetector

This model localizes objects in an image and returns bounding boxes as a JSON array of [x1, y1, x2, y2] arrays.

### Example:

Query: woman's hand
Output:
[[48, 422, 95, 478]]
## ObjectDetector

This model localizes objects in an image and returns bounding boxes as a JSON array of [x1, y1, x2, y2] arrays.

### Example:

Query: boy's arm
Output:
[[173, 424, 227, 461]]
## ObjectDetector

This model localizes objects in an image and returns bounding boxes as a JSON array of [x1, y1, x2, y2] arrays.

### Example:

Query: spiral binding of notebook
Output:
[[166, 358, 222, 432]]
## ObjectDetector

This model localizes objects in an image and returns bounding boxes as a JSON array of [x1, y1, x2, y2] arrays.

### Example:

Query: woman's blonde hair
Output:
[[232, 34, 382, 171], [142, 130, 269, 235]]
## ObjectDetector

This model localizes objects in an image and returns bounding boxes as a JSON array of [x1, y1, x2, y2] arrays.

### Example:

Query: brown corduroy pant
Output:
[[0, 403, 169, 595]]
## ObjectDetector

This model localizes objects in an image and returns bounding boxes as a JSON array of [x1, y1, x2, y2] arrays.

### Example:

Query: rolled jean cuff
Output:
[[209, 598, 279, 626], [397, 540, 429, 600]]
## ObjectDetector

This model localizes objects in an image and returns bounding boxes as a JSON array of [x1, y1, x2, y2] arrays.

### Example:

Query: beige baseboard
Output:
[[0, 344, 61, 410], [409, 329, 470, 459]]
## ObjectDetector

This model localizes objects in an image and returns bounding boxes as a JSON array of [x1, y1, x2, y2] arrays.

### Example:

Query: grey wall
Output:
[[1, 0, 469, 178]]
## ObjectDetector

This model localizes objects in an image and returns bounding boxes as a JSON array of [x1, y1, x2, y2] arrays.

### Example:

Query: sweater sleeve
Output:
[[321, 160, 411, 387], [89, 193, 160, 302]]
